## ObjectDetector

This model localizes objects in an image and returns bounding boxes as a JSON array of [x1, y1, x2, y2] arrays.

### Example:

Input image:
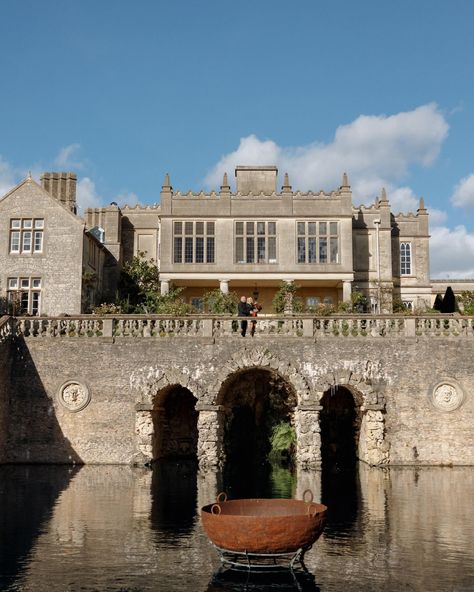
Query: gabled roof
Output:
[[0, 175, 85, 228]]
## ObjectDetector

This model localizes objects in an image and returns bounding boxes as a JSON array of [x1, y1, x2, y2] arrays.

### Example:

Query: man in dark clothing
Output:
[[238, 295, 251, 337]]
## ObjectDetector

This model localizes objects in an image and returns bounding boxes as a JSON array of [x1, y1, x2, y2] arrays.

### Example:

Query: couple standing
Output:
[[238, 295, 262, 337]]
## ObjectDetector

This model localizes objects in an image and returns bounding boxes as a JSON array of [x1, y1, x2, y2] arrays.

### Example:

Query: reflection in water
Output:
[[0, 463, 473, 591], [206, 567, 319, 592], [0, 465, 78, 591], [223, 462, 296, 499], [150, 459, 198, 537]]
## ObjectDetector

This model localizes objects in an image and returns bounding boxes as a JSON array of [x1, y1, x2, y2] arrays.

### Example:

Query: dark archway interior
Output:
[[320, 386, 358, 468], [152, 386, 198, 460], [219, 368, 297, 498], [220, 368, 296, 466]]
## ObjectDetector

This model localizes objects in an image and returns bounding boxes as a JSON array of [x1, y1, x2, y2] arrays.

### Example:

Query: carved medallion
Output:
[[58, 381, 91, 412], [430, 380, 464, 412]]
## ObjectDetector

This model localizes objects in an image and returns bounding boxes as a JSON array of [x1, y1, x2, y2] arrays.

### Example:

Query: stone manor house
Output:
[[0, 166, 472, 315]]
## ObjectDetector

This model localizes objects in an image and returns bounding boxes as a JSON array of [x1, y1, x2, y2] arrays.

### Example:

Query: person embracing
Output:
[[238, 295, 252, 337], [248, 297, 262, 337]]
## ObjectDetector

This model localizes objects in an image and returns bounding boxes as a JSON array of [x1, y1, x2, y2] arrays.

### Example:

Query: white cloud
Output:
[[54, 143, 84, 170], [429, 208, 448, 226], [430, 225, 474, 278], [76, 177, 102, 211], [451, 173, 474, 208], [114, 191, 140, 207], [204, 103, 448, 209]]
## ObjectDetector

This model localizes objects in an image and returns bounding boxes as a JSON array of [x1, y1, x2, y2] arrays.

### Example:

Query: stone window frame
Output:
[[296, 220, 339, 264], [400, 242, 412, 275], [234, 220, 277, 264], [9, 218, 44, 255], [7, 276, 42, 315], [173, 220, 215, 264]]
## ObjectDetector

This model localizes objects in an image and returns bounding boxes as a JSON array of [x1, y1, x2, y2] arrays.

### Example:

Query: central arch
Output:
[[217, 367, 297, 467]]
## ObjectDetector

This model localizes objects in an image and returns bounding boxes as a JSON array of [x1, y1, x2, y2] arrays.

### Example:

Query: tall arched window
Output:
[[400, 242, 412, 275]]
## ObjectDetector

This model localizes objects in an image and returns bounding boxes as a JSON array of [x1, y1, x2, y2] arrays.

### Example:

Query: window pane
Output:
[[297, 237, 306, 263], [319, 238, 327, 263], [185, 222, 193, 235], [31, 292, 40, 315], [34, 219, 44, 229], [195, 237, 204, 262], [8, 278, 18, 289], [236, 222, 244, 235], [207, 221, 215, 235], [34, 231, 43, 252], [11, 219, 21, 229], [22, 231, 32, 252], [32, 278, 41, 288], [268, 236, 276, 262], [308, 237, 317, 263], [196, 221, 204, 235], [206, 237, 215, 263], [319, 222, 327, 235], [257, 237, 265, 262], [257, 222, 265, 235], [236, 237, 244, 263], [21, 278, 30, 288], [308, 222, 316, 235], [246, 237, 254, 263], [330, 222, 338, 235], [174, 221, 182, 234], [246, 222, 254, 235], [10, 231, 20, 252], [330, 237, 338, 263], [184, 237, 193, 262], [174, 237, 182, 263], [20, 292, 29, 312], [23, 219, 33, 229], [268, 222, 276, 235], [297, 222, 305, 235]]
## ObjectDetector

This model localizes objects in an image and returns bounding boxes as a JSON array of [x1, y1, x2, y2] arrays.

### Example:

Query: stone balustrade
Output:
[[9, 314, 474, 339], [0, 315, 14, 343]]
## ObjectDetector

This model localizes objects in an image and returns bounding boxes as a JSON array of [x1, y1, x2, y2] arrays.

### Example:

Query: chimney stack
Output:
[[40, 172, 77, 214]]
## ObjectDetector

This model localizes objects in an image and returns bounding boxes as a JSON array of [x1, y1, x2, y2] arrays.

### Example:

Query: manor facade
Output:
[[0, 165, 449, 315]]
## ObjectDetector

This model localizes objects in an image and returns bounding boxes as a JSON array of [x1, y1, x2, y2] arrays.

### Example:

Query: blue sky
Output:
[[1, 0, 474, 277]]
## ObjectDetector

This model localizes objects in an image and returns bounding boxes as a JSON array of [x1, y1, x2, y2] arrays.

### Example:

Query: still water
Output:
[[0, 462, 473, 592]]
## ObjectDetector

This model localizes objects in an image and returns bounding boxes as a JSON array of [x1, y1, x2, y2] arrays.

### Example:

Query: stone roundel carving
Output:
[[58, 381, 91, 412], [430, 379, 464, 412]]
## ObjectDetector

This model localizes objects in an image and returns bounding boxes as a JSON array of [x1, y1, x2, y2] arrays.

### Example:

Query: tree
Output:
[[433, 293, 443, 311], [203, 289, 238, 314], [440, 286, 458, 313], [458, 291, 474, 315]]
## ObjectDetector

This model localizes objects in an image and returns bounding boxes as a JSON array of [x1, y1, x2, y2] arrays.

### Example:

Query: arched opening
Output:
[[217, 368, 297, 497], [320, 385, 361, 468], [152, 385, 198, 460]]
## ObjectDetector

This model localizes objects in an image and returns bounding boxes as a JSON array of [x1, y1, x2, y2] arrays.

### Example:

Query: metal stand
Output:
[[214, 544, 310, 572]]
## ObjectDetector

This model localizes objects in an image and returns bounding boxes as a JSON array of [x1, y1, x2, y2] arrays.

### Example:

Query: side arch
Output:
[[130, 365, 203, 465], [314, 369, 390, 466]]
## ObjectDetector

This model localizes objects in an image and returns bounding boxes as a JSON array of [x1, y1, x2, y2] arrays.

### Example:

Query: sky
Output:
[[1, 0, 474, 278]]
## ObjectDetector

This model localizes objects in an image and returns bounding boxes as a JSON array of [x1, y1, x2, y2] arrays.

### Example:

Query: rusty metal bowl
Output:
[[201, 491, 327, 555]]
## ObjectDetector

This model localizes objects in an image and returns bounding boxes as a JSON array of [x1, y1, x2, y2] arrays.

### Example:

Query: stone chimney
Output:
[[40, 172, 77, 214], [235, 166, 278, 194]]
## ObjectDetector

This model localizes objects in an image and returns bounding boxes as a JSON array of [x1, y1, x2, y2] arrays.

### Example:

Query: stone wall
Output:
[[0, 319, 13, 463], [4, 328, 473, 466]]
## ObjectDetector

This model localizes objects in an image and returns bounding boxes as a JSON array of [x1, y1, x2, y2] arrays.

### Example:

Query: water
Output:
[[0, 462, 473, 592]]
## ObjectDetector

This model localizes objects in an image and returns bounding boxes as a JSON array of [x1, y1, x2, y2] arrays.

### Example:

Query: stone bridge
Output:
[[0, 314, 473, 467]]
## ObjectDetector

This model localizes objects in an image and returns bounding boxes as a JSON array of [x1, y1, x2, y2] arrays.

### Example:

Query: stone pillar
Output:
[[294, 405, 322, 469], [343, 280, 352, 302], [283, 279, 295, 314], [134, 409, 154, 464], [219, 279, 229, 294], [359, 406, 390, 466], [160, 279, 170, 295], [196, 405, 225, 469]]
